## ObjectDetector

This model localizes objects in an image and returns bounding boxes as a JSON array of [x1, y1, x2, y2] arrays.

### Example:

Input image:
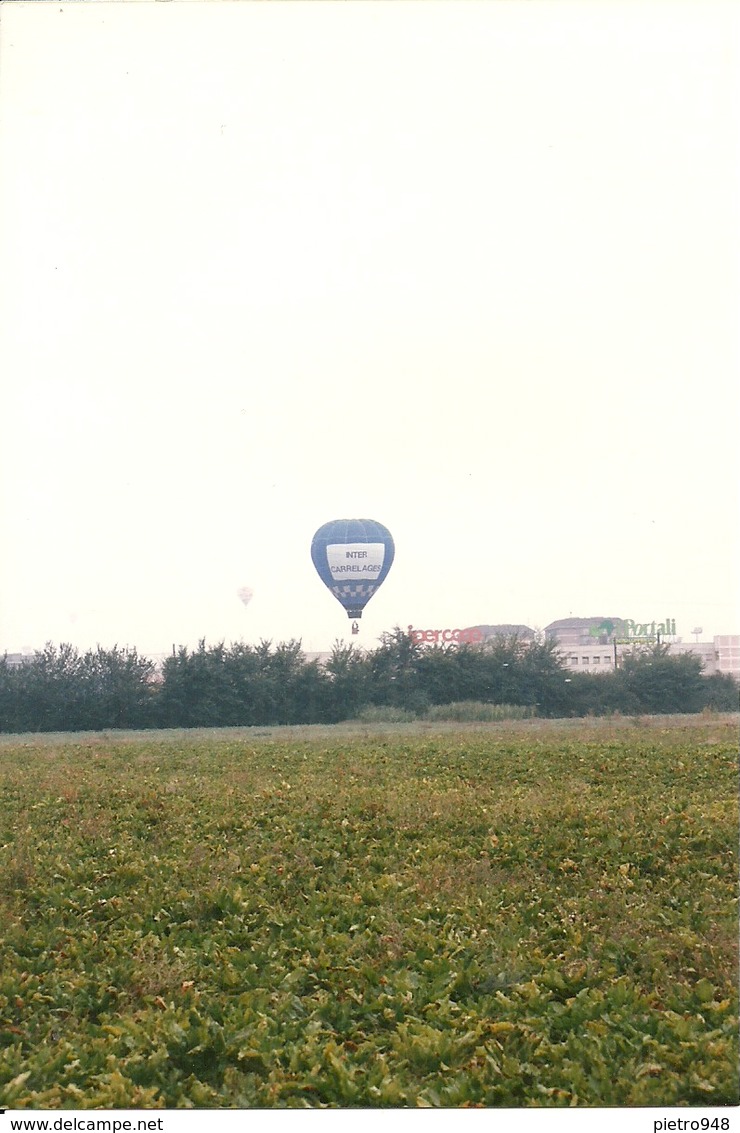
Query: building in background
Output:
[[474, 624, 536, 642], [4, 624, 739, 680], [545, 617, 627, 648], [715, 636, 740, 678], [542, 617, 740, 678]]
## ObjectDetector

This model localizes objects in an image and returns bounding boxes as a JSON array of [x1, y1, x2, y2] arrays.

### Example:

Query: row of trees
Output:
[[0, 630, 737, 734]]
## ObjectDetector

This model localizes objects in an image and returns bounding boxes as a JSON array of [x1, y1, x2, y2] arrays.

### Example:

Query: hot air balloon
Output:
[[237, 586, 254, 607], [311, 519, 395, 633]]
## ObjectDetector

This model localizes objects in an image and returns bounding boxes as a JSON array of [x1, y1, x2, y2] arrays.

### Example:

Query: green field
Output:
[[1, 715, 738, 1109]]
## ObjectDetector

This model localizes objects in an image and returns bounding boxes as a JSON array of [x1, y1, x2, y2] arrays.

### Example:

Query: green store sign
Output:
[[589, 618, 676, 640]]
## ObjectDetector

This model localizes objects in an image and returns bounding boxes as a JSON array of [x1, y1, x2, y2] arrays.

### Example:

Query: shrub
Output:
[[354, 704, 419, 723], [423, 701, 534, 722]]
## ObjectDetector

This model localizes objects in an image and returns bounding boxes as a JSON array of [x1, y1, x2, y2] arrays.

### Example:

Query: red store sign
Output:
[[408, 625, 484, 646]]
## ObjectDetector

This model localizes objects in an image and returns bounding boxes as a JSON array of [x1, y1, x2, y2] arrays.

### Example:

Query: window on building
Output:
[[582, 657, 589, 665], [570, 656, 578, 664], [593, 656, 600, 664]]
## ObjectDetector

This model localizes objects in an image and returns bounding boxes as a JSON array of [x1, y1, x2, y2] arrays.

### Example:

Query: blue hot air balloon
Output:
[[311, 519, 395, 628]]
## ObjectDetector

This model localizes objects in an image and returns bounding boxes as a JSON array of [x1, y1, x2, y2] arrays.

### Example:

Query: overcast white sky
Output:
[[0, 0, 738, 657]]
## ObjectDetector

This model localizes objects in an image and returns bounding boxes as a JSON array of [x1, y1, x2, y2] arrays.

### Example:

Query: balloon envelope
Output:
[[311, 518, 395, 619], [237, 586, 254, 607]]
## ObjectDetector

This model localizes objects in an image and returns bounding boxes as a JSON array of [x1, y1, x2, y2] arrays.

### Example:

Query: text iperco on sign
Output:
[[407, 625, 484, 645]]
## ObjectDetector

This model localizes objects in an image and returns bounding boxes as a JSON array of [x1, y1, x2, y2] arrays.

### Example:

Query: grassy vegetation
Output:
[[423, 701, 534, 722], [355, 701, 533, 724], [0, 715, 737, 1109]]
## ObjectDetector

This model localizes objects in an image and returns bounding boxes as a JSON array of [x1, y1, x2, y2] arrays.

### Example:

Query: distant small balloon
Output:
[[237, 586, 254, 607]]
